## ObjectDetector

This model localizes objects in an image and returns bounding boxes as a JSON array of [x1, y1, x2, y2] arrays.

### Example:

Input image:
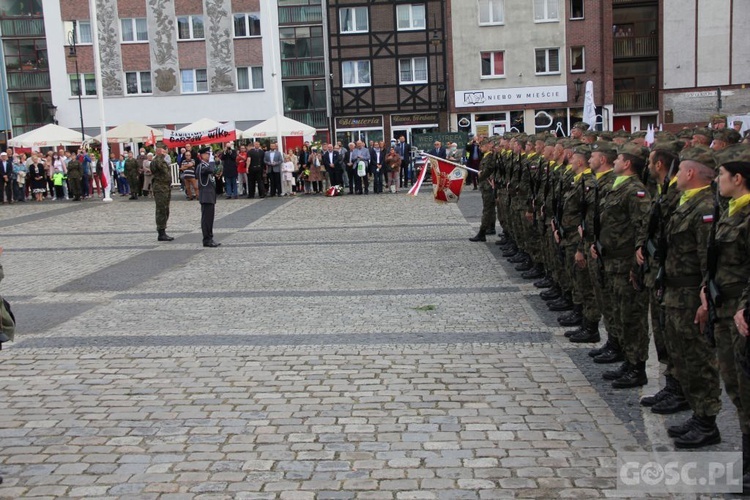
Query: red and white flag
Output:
[[429, 156, 467, 203], [407, 156, 428, 196]]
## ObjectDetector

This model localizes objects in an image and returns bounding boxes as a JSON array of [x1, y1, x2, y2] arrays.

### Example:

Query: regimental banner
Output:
[[162, 125, 236, 148], [428, 156, 467, 203], [454, 85, 568, 108]]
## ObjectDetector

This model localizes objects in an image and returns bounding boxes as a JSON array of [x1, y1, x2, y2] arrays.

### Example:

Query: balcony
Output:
[[285, 110, 327, 129], [6, 70, 50, 90], [0, 18, 45, 37], [278, 6, 322, 25], [281, 59, 325, 79], [613, 36, 658, 59], [614, 90, 658, 113]]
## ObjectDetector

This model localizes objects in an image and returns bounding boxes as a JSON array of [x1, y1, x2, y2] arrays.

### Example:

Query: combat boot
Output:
[[570, 320, 601, 343], [593, 343, 625, 364], [603, 361, 631, 380], [548, 295, 574, 311], [564, 320, 585, 338], [508, 252, 528, 263], [469, 230, 486, 242], [589, 339, 612, 358], [673, 414, 721, 449], [557, 304, 583, 326], [486, 228, 496, 235], [651, 392, 690, 414], [540, 286, 561, 301], [515, 259, 534, 272], [521, 264, 545, 280], [640, 374, 678, 407], [611, 361, 647, 388], [501, 246, 518, 257], [495, 234, 512, 246], [667, 415, 698, 438], [157, 229, 175, 242], [0, 332, 9, 350], [533, 276, 554, 288]]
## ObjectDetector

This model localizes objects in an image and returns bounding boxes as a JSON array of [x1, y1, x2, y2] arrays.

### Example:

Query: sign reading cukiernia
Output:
[[455, 85, 568, 108]]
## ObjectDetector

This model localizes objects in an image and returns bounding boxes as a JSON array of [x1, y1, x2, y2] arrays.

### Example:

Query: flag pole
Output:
[[419, 151, 479, 174]]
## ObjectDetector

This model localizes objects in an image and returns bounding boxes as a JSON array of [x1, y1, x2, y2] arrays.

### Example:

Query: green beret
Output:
[[693, 127, 713, 139], [676, 128, 694, 139], [155, 142, 167, 149], [590, 141, 617, 154], [572, 122, 590, 131], [613, 130, 631, 139], [715, 144, 750, 168], [631, 131, 647, 139], [583, 130, 598, 138], [618, 142, 649, 162], [563, 139, 583, 150], [655, 131, 676, 141], [544, 138, 558, 147], [503, 132, 513, 140], [598, 131, 613, 141], [679, 144, 716, 169], [572, 145, 592, 157], [714, 128, 741, 144], [651, 140, 682, 156]]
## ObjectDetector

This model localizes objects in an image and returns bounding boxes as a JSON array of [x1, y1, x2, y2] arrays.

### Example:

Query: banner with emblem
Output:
[[426, 154, 468, 203], [162, 125, 237, 149]]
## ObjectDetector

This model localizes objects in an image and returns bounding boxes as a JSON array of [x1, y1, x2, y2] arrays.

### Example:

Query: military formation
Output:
[[470, 116, 750, 491]]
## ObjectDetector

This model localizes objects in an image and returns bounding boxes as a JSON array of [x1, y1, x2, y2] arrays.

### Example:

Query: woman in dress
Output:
[[385, 147, 402, 193], [29, 155, 46, 202], [142, 153, 154, 197], [307, 149, 323, 194]]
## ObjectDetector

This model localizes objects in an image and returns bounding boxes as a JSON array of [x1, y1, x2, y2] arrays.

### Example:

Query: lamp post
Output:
[[430, 21, 446, 129], [67, 21, 86, 142], [47, 104, 57, 125], [574, 78, 583, 102]]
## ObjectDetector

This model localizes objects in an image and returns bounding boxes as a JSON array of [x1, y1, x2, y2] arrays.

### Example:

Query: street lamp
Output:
[[574, 78, 583, 102], [47, 104, 57, 124], [67, 21, 86, 142]]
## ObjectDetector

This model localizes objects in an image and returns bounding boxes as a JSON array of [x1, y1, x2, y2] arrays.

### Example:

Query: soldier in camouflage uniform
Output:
[[151, 143, 175, 242], [592, 142, 651, 388], [470, 139, 496, 242], [635, 141, 686, 413], [661, 145, 721, 448], [66, 154, 83, 202], [124, 151, 140, 200]]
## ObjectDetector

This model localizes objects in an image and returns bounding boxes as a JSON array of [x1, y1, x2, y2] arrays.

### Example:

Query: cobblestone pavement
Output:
[[0, 191, 740, 499]]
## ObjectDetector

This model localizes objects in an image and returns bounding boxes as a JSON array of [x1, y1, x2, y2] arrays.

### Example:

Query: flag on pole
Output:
[[146, 130, 156, 147], [429, 156, 467, 203], [407, 156, 428, 196]]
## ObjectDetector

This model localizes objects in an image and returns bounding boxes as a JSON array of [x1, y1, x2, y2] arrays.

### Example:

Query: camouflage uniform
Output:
[[124, 157, 140, 198], [66, 158, 82, 201], [477, 149, 496, 233], [150, 152, 172, 232]]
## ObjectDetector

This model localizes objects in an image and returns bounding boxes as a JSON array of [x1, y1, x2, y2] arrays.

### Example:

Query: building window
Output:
[[570, 0, 584, 19], [480, 51, 505, 78], [397, 4, 426, 30], [340, 7, 368, 33], [121, 18, 148, 42], [342, 60, 371, 87], [237, 67, 264, 91], [125, 71, 152, 94], [177, 15, 204, 40], [478, 0, 504, 25], [399, 57, 428, 84], [535, 48, 560, 74], [280, 27, 324, 59], [233, 13, 261, 38], [69, 74, 96, 96], [534, 0, 559, 22], [76, 21, 93, 44], [570, 46, 585, 72], [181, 69, 208, 93]]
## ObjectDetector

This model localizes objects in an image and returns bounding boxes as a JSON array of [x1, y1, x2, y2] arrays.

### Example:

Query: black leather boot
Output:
[[486, 228, 496, 235], [589, 339, 612, 358], [533, 276, 554, 288], [469, 230, 486, 242], [495, 234, 512, 245], [593, 342, 625, 364], [158, 229, 174, 241], [564, 320, 584, 338], [508, 252, 529, 263], [674, 414, 721, 449], [640, 374, 677, 407], [570, 320, 600, 343], [548, 296, 574, 311], [651, 378, 690, 414], [501, 245, 518, 256], [667, 415, 697, 438], [602, 361, 631, 381], [515, 259, 534, 272], [558, 305, 583, 326], [611, 361, 647, 388], [540, 286, 561, 301], [521, 264, 545, 280]]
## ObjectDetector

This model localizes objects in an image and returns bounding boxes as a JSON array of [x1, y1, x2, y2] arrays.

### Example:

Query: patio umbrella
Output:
[[91, 121, 163, 143], [8, 123, 91, 148], [242, 115, 316, 139]]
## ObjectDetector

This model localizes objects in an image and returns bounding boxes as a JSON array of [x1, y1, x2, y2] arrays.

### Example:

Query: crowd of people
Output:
[[472, 115, 750, 490]]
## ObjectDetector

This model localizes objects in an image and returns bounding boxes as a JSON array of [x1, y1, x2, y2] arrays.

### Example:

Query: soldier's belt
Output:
[[663, 275, 703, 288], [717, 282, 746, 299]]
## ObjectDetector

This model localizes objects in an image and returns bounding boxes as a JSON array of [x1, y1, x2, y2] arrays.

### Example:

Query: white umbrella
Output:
[[91, 121, 163, 143], [582, 81, 597, 130], [8, 123, 91, 148], [242, 115, 316, 139]]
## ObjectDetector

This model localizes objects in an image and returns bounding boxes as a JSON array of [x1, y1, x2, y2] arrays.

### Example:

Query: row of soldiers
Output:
[[471, 122, 750, 489]]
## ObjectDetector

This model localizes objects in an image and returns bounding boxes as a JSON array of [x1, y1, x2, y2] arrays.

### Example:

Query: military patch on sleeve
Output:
[[702, 214, 714, 223], [636, 191, 646, 198]]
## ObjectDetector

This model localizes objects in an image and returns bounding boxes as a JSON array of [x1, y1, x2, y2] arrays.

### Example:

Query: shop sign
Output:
[[391, 113, 440, 127], [335, 116, 383, 129], [455, 85, 568, 108]]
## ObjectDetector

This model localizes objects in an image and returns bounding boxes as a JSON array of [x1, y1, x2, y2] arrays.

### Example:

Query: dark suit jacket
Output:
[[248, 148, 265, 169], [0, 160, 12, 178], [369, 148, 385, 173], [428, 147, 447, 159], [321, 150, 340, 170], [395, 141, 411, 160]]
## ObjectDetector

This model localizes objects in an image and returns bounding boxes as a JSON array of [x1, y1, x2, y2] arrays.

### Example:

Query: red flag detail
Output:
[[430, 157, 467, 203]]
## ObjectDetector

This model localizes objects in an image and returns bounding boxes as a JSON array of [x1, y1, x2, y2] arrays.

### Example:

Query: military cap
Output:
[[572, 145, 592, 157], [502, 132, 513, 140], [590, 141, 617, 154], [651, 140, 683, 156], [631, 131, 647, 139], [155, 141, 167, 149], [713, 128, 741, 144], [715, 144, 750, 168], [199, 146, 211, 154], [679, 144, 716, 170], [676, 128, 694, 139], [655, 131, 676, 141], [618, 142, 649, 162], [544, 137, 558, 147], [563, 139, 583, 149], [598, 131, 613, 141], [572, 121, 590, 131], [710, 114, 727, 124], [613, 129, 631, 139], [583, 129, 598, 138], [693, 127, 713, 139]]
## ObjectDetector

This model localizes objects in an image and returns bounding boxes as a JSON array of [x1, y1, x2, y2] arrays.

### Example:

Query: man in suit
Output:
[[0, 152, 14, 204], [428, 141, 447, 159], [370, 140, 385, 194], [321, 143, 341, 187], [342, 142, 355, 194], [247, 141, 266, 198], [264, 142, 283, 197], [396, 135, 411, 188], [196, 147, 220, 248], [465, 135, 482, 190]]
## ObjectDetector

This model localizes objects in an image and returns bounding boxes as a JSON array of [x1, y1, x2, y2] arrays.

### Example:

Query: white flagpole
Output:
[[89, 0, 112, 202]]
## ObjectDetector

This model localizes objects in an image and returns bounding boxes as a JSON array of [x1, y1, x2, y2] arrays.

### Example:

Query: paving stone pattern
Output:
[[0, 191, 737, 498]]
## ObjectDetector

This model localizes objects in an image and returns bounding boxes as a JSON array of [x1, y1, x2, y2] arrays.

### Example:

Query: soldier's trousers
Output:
[[553, 239, 570, 294], [608, 269, 649, 364], [480, 185, 496, 232], [153, 186, 171, 231], [68, 178, 81, 199], [648, 286, 671, 375], [127, 173, 139, 195], [715, 297, 750, 433], [663, 287, 721, 418], [587, 252, 614, 334]]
